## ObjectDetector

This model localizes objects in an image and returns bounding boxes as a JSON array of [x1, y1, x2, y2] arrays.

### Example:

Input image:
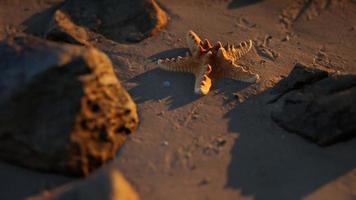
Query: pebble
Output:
[[163, 81, 171, 87], [198, 177, 211, 186], [162, 140, 169, 146], [282, 35, 290, 42]]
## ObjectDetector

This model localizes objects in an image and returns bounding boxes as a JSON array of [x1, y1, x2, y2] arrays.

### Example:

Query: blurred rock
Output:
[[271, 64, 356, 145], [0, 36, 138, 176], [60, 0, 168, 42], [29, 168, 140, 200], [268, 63, 328, 103], [45, 10, 91, 46]]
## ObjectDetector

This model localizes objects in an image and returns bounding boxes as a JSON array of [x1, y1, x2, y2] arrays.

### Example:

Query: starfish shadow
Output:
[[224, 86, 356, 199], [126, 48, 200, 110], [228, 0, 264, 9], [127, 68, 201, 110], [211, 78, 253, 105], [133, 48, 256, 109]]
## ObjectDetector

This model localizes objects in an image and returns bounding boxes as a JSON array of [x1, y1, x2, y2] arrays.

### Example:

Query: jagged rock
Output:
[[60, 0, 168, 42], [45, 10, 91, 46], [271, 64, 356, 145], [0, 36, 138, 176], [29, 168, 140, 200], [268, 63, 329, 103], [24, 0, 167, 43]]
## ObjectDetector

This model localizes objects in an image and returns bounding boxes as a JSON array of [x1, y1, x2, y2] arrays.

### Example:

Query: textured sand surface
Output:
[[0, 0, 355, 199]]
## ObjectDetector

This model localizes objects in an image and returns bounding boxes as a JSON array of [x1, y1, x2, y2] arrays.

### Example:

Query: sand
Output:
[[0, 0, 356, 199]]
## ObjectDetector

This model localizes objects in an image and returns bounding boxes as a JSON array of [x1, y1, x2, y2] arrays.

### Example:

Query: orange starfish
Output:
[[158, 30, 260, 95]]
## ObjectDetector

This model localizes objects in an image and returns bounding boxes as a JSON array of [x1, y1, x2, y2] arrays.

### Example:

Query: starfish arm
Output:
[[219, 64, 259, 83], [194, 64, 212, 95], [226, 40, 253, 61], [157, 56, 197, 73], [186, 30, 202, 55]]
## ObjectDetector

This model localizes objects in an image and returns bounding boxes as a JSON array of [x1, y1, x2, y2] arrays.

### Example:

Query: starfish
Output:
[[157, 30, 260, 95]]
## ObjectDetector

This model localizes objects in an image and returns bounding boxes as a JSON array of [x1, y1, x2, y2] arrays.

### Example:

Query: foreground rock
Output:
[[270, 64, 356, 146], [29, 168, 140, 200], [0, 36, 138, 176]]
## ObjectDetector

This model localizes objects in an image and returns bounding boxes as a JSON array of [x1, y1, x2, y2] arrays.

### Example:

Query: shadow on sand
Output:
[[129, 48, 254, 109], [228, 0, 264, 9], [224, 87, 356, 199], [128, 68, 201, 110], [22, 2, 64, 36], [0, 161, 72, 200]]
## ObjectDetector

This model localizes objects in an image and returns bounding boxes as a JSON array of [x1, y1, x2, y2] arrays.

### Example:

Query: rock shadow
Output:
[[0, 161, 73, 200], [224, 87, 356, 199], [22, 2, 64, 36], [228, 0, 264, 9]]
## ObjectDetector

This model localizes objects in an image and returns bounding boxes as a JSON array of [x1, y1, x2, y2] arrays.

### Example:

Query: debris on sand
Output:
[[198, 177, 211, 186], [254, 36, 279, 61]]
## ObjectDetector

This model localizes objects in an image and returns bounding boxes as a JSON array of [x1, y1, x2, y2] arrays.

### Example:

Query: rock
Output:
[[29, 168, 140, 200], [269, 63, 328, 102], [60, 0, 168, 43], [45, 10, 91, 46], [25, 0, 167, 43], [0, 36, 138, 176], [271, 64, 356, 145]]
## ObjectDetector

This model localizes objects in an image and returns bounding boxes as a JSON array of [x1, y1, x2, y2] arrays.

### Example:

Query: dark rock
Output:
[[60, 0, 168, 42], [25, 0, 168, 43], [0, 36, 138, 176], [268, 63, 328, 103], [24, 0, 167, 43], [271, 64, 356, 145], [29, 168, 140, 200]]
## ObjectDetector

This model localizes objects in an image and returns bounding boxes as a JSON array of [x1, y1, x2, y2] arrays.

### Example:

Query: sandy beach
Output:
[[0, 0, 355, 199]]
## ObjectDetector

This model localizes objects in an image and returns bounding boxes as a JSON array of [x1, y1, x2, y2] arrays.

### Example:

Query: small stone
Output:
[[216, 138, 227, 147], [163, 81, 171, 87], [282, 35, 290, 42], [198, 177, 211, 186], [162, 141, 169, 146], [234, 93, 245, 103]]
